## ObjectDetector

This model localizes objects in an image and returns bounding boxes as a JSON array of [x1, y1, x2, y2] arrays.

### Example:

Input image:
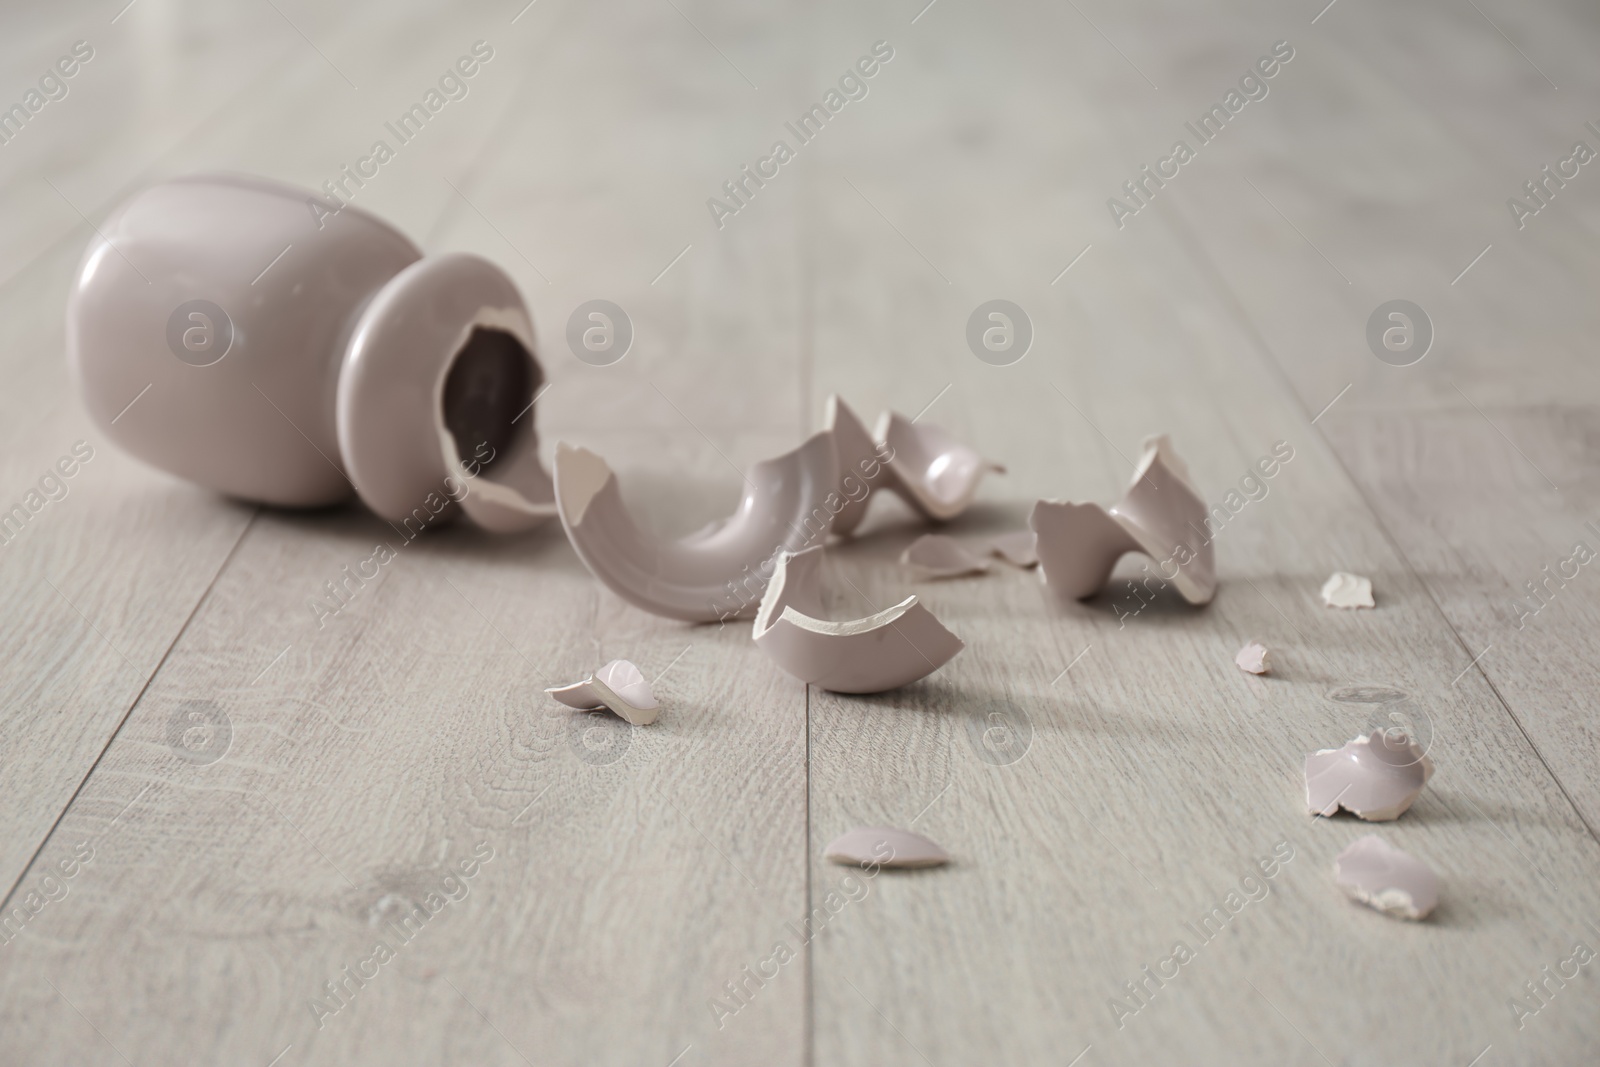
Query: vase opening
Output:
[[441, 326, 540, 476]]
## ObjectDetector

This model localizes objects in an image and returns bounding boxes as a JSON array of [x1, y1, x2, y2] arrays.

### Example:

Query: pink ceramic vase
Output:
[[67, 173, 556, 533]]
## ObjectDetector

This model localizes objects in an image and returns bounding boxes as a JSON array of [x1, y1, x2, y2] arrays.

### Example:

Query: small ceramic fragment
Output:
[[1321, 571, 1375, 609], [753, 545, 963, 693], [900, 533, 990, 579], [546, 659, 659, 726], [1030, 435, 1216, 605], [552, 433, 835, 622], [825, 395, 1004, 534], [1305, 729, 1433, 821], [1235, 641, 1271, 674], [1333, 835, 1438, 920], [987, 530, 1039, 568], [824, 826, 948, 869]]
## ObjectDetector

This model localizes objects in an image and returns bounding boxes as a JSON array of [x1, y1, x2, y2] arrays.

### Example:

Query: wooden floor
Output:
[[4, 0, 1600, 1063]]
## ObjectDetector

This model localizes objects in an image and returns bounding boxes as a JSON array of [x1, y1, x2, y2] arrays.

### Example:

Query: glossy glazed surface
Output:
[[554, 433, 837, 622], [1031, 435, 1216, 605], [1306, 729, 1434, 821], [338, 251, 554, 529], [546, 659, 660, 726], [68, 173, 421, 506], [753, 546, 963, 693]]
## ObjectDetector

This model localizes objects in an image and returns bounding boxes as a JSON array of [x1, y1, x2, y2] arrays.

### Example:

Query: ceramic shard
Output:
[[822, 395, 882, 537], [1305, 729, 1433, 821], [753, 545, 964, 693], [824, 395, 1003, 534], [900, 533, 990, 579], [345, 260, 559, 534], [1235, 641, 1271, 674], [875, 409, 1006, 522], [1333, 835, 1438, 920], [824, 826, 949, 869], [987, 530, 1039, 568], [546, 659, 659, 726], [1321, 571, 1375, 609], [1030, 435, 1216, 605], [553, 432, 836, 623]]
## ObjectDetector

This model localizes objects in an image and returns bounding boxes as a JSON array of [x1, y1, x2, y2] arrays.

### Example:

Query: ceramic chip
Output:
[[1333, 835, 1438, 920]]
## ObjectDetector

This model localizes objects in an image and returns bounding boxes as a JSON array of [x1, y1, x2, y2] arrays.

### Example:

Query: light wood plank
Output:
[[1078, 0, 1600, 826], [799, 1, 1600, 1064], [1322, 411, 1600, 833], [0, 228, 257, 898], [6, 0, 1600, 1063], [0, 1, 815, 1064]]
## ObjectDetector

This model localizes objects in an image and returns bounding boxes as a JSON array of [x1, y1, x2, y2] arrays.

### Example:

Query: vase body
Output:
[[68, 173, 422, 507]]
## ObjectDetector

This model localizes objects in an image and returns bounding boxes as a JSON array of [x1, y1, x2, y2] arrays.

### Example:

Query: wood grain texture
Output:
[[1, 2, 816, 1065], [2, 0, 1600, 1064], [0, 219, 258, 901], [798, 1, 1600, 1064], [1323, 411, 1600, 833]]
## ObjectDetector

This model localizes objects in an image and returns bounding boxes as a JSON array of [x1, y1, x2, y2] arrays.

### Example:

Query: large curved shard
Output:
[[1030, 434, 1215, 605], [822, 395, 885, 537], [877, 409, 1006, 522], [554, 432, 837, 623], [825, 396, 1004, 534], [753, 546, 963, 693]]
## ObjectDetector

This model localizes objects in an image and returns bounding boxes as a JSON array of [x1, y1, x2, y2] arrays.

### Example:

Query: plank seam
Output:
[[804, 680, 814, 1067], [1157, 207, 1600, 849], [0, 507, 261, 913]]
